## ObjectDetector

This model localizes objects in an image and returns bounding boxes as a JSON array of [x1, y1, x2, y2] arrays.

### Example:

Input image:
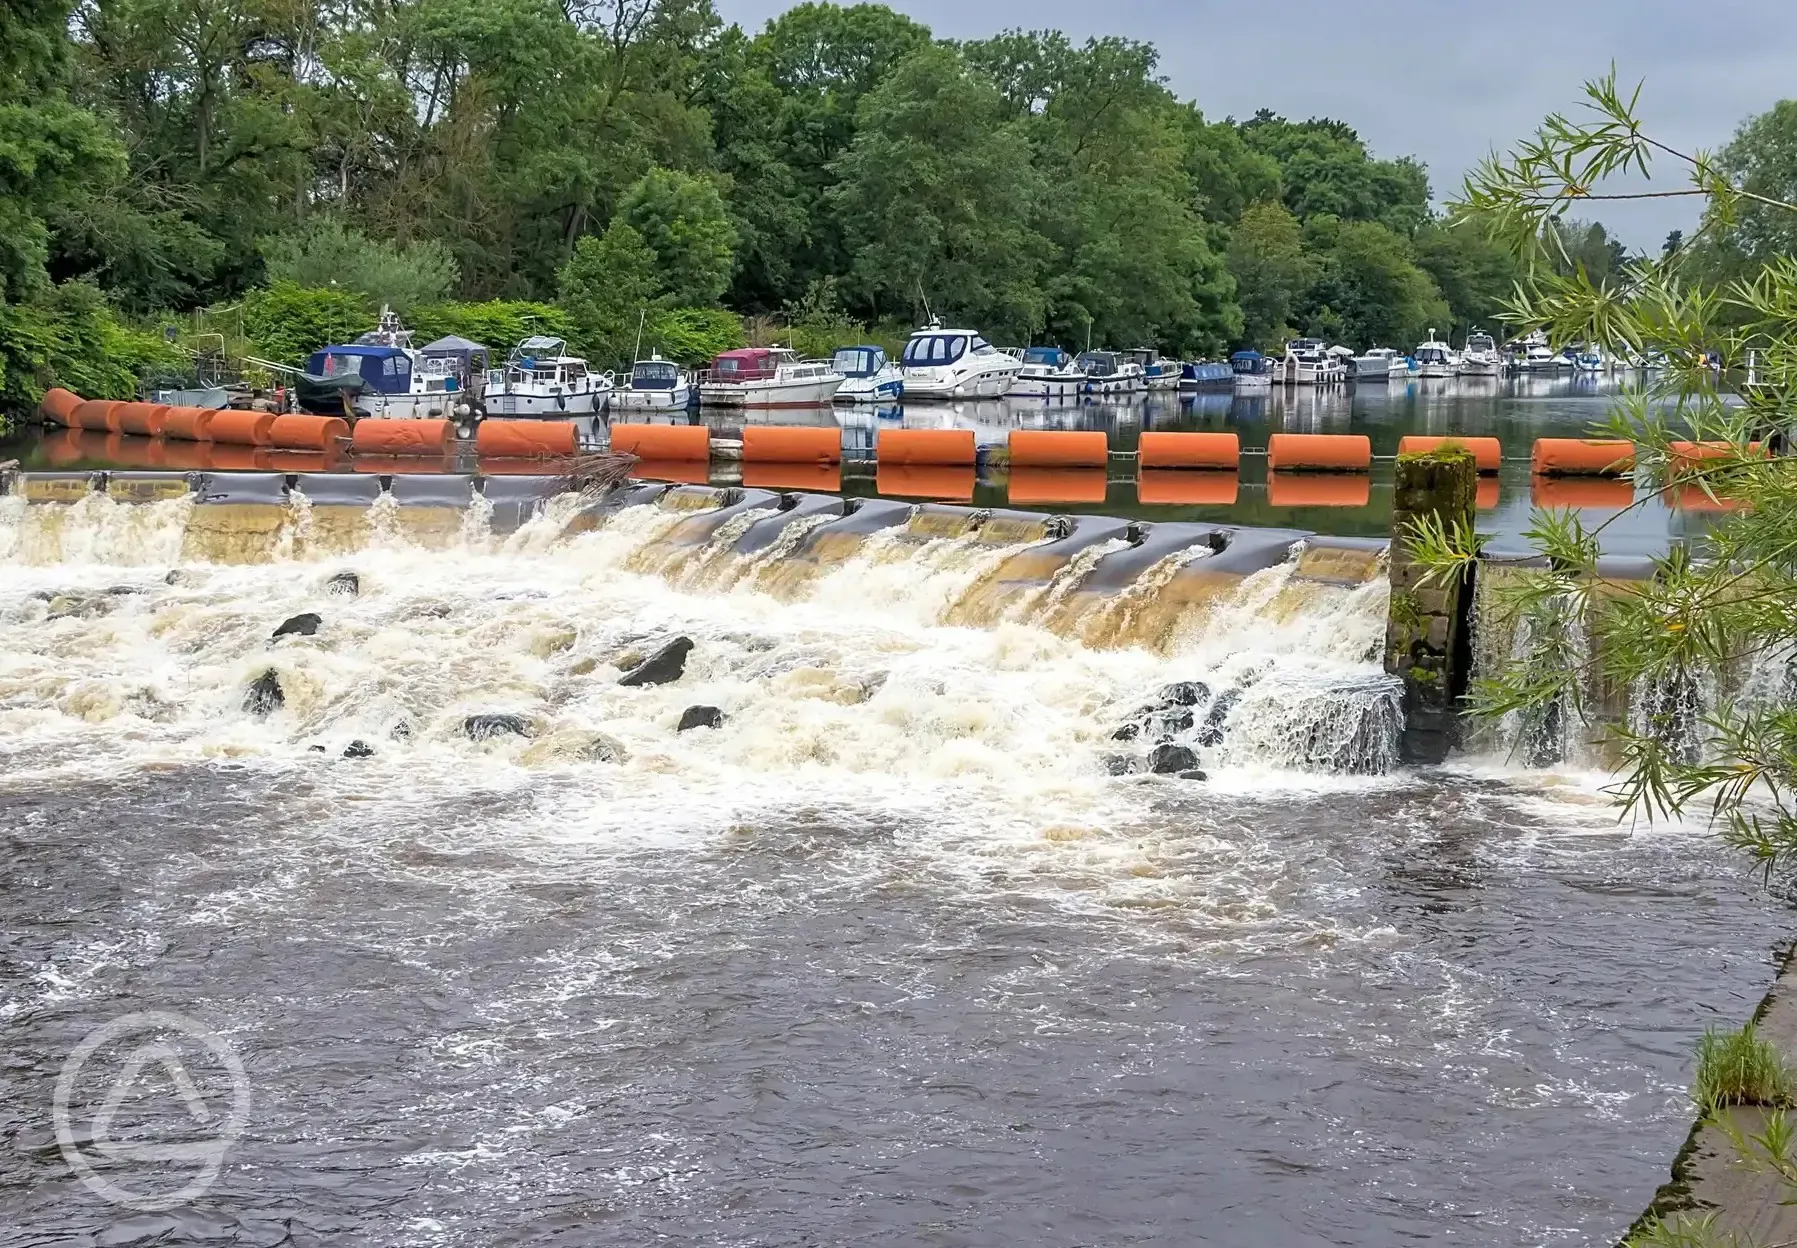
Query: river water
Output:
[[0, 379, 1785, 1246]]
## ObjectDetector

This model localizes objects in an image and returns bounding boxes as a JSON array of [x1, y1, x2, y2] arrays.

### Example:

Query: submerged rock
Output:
[[389, 720, 412, 742], [273, 612, 322, 640], [325, 571, 360, 597], [1147, 744, 1199, 775], [463, 713, 534, 742], [1177, 769, 1209, 782], [618, 637, 694, 688], [1196, 689, 1243, 747], [1104, 753, 1142, 776], [1153, 707, 1195, 736], [164, 569, 192, 586], [1158, 681, 1210, 707], [1110, 722, 1139, 742], [677, 705, 726, 732], [342, 740, 375, 758], [244, 668, 284, 717], [519, 729, 628, 765]]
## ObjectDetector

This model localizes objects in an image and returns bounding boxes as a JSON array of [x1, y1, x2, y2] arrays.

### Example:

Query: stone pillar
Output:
[[1384, 448, 1478, 765]]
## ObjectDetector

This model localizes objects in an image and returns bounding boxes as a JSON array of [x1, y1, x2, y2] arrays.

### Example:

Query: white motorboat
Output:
[[302, 308, 492, 421], [830, 344, 904, 403], [1006, 346, 1084, 400], [1414, 330, 1453, 379], [899, 323, 1022, 400], [1230, 350, 1274, 391], [1282, 338, 1345, 385], [1455, 330, 1501, 377], [1126, 348, 1181, 391], [1575, 345, 1605, 372], [1353, 347, 1406, 381], [485, 336, 613, 416], [612, 355, 694, 411], [698, 346, 843, 407], [1076, 350, 1146, 395]]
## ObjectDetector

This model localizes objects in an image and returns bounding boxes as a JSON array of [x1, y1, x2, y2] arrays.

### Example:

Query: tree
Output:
[[1696, 99, 1797, 276], [1298, 216, 1448, 349], [556, 219, 660, 367], [617, 167, 739, 307], [830, 43, 1047, 338], [262, 220, 460, 312], [1412, 219, 1525, 341], [1240, 111, 1432, 235], [1226, 202, 1313, 349]]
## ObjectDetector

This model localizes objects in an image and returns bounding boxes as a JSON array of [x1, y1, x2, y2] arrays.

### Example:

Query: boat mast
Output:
[[631, 308, 646, 364]]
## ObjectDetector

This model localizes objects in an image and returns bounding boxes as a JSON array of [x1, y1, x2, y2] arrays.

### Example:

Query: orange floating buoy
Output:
[[1006, 467, 1109, 504], [623, 458, 712, 485], [1477, 478, 1501, 510], [350, 418, 454, 457], [742, 461, 841, 491], [208, 410, 278, 446], [1267, 433, 1372, 472], [1530, 438, 1635, 476], [162, 406, 217, 441], [1268, 472, 1371, 507], [1137, 469, 1239, 506], [1008, 430, 1108, 469], [741, 425, 842, 464], [876, 464, 976, 501], [111, 402, 171, 437], [609, 423, 708, 461], [1530, 477, 1635, 509], [1667, 440, 1762, 470], [266, 413, 349, 451], [1667, 484, 1750, 512], [39, 388, 82, 426], [1137, 431, 1240, 471], [876, 428, 977, 466], [477, 419, 578, 458], [1397, 435, 1502, 474], [69, 400, 121, 432]]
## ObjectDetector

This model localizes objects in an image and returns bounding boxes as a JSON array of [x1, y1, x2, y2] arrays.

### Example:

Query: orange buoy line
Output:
[[1267, 433, 1372, 472], [741, 425, 841, 464], [1007, 430, 1108, 469], [1138, 432, 1240, 470], [1397, 435, 1502, 474], [1530, 438, 1635, 477], [609, 422, 708, 461], [876, 429, 977, 467], [476, 419, 577, 458], [351, 418, 454, 456]]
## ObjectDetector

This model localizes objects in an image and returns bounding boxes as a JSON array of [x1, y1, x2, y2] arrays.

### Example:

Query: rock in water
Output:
[[677, 705, 725, 732], [1196, 689, 1243, 747], [1104, 754, 1142, 776], [1110, 722, 1140, 742], [1177, 769, 1209, 782], [342, 740, 375, 758], [389, 720, 412, 742], [1158, 681, 1210, 707], [617, 637, 694, 688], [244, 669, 284, 717], [1148, 743, 1199, 774], [325, 572, 360, 597], [463, 714, 534, 742], [273, 613, 322, 640]]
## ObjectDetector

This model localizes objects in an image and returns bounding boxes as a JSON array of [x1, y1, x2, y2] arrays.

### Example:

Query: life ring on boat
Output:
[[555, 389, 566, 411]]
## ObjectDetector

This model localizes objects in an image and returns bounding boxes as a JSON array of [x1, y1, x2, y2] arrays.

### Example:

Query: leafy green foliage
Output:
[[1695, 1023, 1794, 1115], [618, 168, 739, 308], [243, 281, 372, 366], [0, 282, 181, 411], [556, 221, 661, 368], [1226, 202, 1313, 350], [262, 220, 460, 313], [409, 300, 569, 351], [644, 307, 745, 365]]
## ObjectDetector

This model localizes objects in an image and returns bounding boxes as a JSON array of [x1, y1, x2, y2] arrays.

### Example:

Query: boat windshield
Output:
[[1076, 351, 1118, 376], [832, 347, 882, 377], [902, 334, 968, 366], [1231, 354, 1265, 375], [1418, 347, 1449, 363], [632, 360, 679, 388], [1022, 347, 1068, 367], [1468, 334, 1496, 353]]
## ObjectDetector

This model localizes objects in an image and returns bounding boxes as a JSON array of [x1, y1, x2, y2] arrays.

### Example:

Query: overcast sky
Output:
[[714, 0, 1797, 250]]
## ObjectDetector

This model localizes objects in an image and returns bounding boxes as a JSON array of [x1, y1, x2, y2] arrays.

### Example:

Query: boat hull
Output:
[[1007, 374, 1083, 400], [612, 383, 693, 411], [1233, 374, 1272, 392], [700, 377, 844, 407], [487, 388, 608, 416], [901, 367, 1021, 401], [833, 373, 904, 403]]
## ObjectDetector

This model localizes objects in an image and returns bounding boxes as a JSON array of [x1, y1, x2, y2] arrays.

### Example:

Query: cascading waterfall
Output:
[[0, 482, 1402, 792]]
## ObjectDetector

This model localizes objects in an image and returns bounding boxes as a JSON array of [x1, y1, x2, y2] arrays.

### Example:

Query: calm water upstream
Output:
[[0, 374, 1783, 1245]]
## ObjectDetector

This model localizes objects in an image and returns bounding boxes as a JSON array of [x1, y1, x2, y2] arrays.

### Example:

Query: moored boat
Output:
[[899, 323, 1022, 400], [1230, 350, 1273, 391], [1455, 330, 1501, 377], [1127, 348, 1181, 391], [485, 336, 613, 417], [612, 355, 694, 411], [1076, 350, 1145, 395], [1414, 330, 1453, 379], [831, 344, 904, 403], [698, 346, 843, 407], [1282, 338, 1344, 385], [1006, 346, 1083, 400], [1353, 347, 1405, 381]]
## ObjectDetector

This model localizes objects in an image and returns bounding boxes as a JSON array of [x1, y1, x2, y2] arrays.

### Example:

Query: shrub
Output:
[[243, 281, 373, 366], [1694, 1022, 1793, 1114], [644, 307, 744, 367], [0, 282, 183, 420], [261, 219, 458, 312], [410, 301, 570, 352]]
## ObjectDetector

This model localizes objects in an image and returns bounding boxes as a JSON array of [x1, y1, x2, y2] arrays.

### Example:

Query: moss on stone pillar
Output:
[[1385, 447, 1478, 764]]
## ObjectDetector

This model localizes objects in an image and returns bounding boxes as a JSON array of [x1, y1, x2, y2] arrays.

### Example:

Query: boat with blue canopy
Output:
[[1006, 346, 1083, 400], [830, 345, 904, 403]]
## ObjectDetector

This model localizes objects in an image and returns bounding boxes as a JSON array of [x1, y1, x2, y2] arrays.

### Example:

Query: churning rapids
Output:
[[0, 486, 1788, 1246]]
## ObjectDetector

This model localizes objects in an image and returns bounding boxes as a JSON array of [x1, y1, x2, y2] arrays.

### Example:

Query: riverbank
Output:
[[1628, 943, 1797, 1244]]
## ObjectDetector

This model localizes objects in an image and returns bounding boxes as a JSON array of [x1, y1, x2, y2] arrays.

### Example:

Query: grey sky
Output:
[[714, 0, 1797, 250]]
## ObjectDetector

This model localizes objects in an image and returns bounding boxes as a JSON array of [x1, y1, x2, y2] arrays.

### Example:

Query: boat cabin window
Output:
[[832, 347, 881, 377], [562, 362, 586, 382], [1076, 352, 1117, 375], [632, 361, 678, 387], [902, 335, 967, 366], [1022, 347, 1067, 367], [971, 337, 993, 355], [317, 352, 366, 379]]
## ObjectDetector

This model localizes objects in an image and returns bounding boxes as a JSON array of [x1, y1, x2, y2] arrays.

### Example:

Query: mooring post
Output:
[[1384, 447, 1478, 765]]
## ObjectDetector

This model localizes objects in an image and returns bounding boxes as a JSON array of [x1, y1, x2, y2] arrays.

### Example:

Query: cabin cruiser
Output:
[[830, 344, 904, 403], [1126, 348, 1181, 391], [1575, 344, 1606, 372], [300, 308, 491, 420], [699, 346, 843, 406], [1076, 350, 1146, 395], [1352, 347, 1406, 381], [1231, 350, 1274, 391], [1414, 331, 1454, 379], [1006, 346, 1084, 400], [1455, 330, 1501, 377], [1181, 360, 1235, 388], [1282, 338, 1345, 385], [899, 323, 1022, 400], [484, 336, 613, 416], [612, 354, 694, 411]]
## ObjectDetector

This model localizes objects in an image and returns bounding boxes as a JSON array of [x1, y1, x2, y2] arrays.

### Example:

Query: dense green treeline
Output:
[[0, 0, 1787, 424]]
